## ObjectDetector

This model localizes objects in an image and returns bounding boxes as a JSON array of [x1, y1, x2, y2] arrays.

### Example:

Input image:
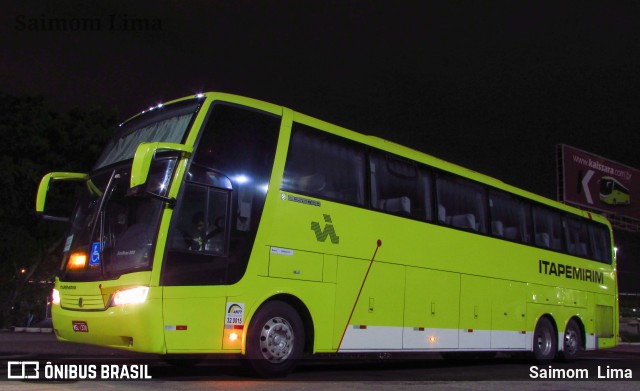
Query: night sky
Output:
[[2, 1, 640, 291]]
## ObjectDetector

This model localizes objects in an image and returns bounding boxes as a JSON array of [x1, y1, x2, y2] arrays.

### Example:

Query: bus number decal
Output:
[[270, 247, 294, 256], [225, 303, 245, 326]]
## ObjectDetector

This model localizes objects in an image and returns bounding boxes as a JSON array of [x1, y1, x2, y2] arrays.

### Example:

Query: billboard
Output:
[[558, 144, 640, 221]]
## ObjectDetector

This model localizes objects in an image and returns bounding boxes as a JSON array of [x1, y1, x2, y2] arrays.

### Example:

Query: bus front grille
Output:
[[61, 294, 107, 311]]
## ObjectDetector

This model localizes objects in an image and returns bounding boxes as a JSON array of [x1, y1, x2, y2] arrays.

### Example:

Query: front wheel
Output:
[[533, 317, 557, 362], [245, 300, 305, 377]]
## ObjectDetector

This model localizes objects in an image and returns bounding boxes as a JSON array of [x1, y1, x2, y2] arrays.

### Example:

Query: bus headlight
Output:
[[111, 286, 149, 306], [52, 288, 60, 305]]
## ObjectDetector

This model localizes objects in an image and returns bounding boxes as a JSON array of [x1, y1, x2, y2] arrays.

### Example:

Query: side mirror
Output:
[[130, 142, 193, 204], [36, 172, 87, 222]]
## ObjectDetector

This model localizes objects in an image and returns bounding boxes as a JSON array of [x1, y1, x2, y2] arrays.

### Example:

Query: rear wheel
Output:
[[559, 319, 582, 361], [533, 317, 557, 362], [245, 301, 304, 377]]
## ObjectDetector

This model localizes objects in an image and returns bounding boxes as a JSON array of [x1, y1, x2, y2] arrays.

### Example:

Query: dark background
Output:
[[1, 0, 639, 294]]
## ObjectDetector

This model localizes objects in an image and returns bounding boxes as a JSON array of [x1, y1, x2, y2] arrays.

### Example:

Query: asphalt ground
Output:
[[0, 331, 638, 390]]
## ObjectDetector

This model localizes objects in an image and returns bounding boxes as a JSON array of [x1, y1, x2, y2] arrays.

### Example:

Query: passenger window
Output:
[[563, 217, 591, 258], [533, 207, 563, 251], [436, 176, 487, 233], [369, 151, 432, 221], [589, 224, 612, 264], [282, 123, 366, 206], [489, 190, 531, 243]]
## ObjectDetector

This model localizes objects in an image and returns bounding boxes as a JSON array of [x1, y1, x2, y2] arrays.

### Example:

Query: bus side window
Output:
[[170, 183, 207, 250], [169, 182, 229, 255], [563, 217, 590, 258], [163, 103, 280, 286], [489, 190, 531, 244], [282, 123, 366, 206], [436, 176, 487, 233], [369, 150, 431, 221], [589, 223, 612, 264], [533, 206, 563, 251]]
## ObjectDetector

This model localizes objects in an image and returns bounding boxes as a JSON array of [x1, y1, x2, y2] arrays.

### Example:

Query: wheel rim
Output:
[[536, 327, 553, 357], [564, 328, 579, 356], [258, 316, 295, 363]]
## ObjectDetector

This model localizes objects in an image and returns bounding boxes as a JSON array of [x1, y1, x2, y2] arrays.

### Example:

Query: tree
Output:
[[0, 94, 116, 328]]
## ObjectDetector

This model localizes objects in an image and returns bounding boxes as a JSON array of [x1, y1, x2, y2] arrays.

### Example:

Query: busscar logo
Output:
[[311, 214, 340, 244]]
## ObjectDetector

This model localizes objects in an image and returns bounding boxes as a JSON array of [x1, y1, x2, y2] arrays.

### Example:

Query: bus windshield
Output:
[[61, 158, 177, 281], [94, 99, 200, 170], [59, 99, 202, 281], [600, 179, 614, 196]]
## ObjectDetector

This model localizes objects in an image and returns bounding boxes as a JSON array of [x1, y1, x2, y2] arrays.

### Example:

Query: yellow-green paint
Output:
[[46, 92, 617, 356], [36, 172, 87, 213], [129, 142, 193, 188]]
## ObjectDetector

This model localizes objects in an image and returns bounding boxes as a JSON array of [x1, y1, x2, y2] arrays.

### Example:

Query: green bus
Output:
[[37, 92, 618, 377], [599, 176, 631, 206]]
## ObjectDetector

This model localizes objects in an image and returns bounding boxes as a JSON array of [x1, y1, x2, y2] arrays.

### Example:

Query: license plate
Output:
[[72, 321, 88, 332]]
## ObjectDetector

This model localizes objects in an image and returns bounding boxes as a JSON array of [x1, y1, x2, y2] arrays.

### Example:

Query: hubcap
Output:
[[258, 317, 295, 362], [537, 328, 552, 356], [564, 328, 579, 355]]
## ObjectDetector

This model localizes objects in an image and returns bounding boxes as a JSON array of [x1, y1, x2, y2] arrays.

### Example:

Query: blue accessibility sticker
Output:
[[90, 242, 101, 266]]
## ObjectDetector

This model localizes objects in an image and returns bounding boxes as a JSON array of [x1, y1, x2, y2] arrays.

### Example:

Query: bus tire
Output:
[[533, 317, 557, 362], [245, 300, 304, 377], [559, 319, 582, 362]]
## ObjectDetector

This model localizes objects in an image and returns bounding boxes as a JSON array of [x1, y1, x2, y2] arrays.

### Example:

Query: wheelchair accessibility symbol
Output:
[[90, 242, 101, 266]]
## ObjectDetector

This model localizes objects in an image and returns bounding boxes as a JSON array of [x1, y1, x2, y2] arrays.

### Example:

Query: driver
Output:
[[189, 212, 224, 252]]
